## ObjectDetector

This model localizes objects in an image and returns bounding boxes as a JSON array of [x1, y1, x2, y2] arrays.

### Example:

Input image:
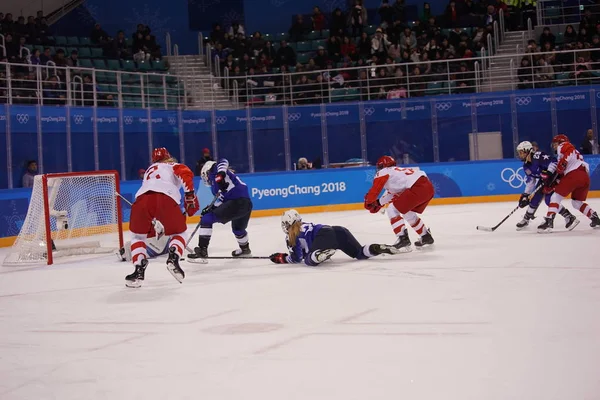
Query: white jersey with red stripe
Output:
[[549, 142, 589, 176], [365, 166, 427, 205], [135, 162, 194, 205]]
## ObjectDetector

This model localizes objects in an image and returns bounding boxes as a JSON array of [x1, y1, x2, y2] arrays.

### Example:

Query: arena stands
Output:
[[0, 12, 183, 108]]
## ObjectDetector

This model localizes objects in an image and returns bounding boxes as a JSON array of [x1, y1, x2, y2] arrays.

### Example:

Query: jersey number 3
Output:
[[145, 165, 161, 180]]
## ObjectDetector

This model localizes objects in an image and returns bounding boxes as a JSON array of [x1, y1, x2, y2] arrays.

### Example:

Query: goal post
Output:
[[3, 170, 124, 266]]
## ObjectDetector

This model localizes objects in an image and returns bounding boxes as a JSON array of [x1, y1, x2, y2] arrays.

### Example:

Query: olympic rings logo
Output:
[[16, 114, 29, 124], [363, 107, 375, 116], [436, 102, 451, 111], [288, 113, 301, 122], [123, 116, 133, 125], [501, 167, 526, 188], [215, 116, 227, 124], [515, 97, 531, 106], [168, 117, 177, 125], [73, 115, 84, 125]]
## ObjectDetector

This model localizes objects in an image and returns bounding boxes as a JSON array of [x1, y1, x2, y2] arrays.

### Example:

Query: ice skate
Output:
[[516, 212, 535, 230], [232, 243, 252, 257], [414, 230, 434, 248], [314, 249, 336, 263], [166, 246, 185, 283], [369, 243, 400, 255], [537, 215, 554, 233], [188, 236, 209, 260], [125, 258, 148, 288], [590, 212, 600, 229], [393, 231, 412, 253], [559, 208, 579, 231]]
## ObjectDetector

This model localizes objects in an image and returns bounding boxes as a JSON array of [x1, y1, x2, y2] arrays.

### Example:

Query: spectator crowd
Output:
[[207, 0, 509, 105]]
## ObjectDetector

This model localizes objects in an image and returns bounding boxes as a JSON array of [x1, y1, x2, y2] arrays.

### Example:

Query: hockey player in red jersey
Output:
[[364, 156, 435, 251], [125, 147, 199, 287], [538, 134, 600, 232]]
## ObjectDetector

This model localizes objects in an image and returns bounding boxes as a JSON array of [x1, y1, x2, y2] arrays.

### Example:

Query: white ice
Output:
[[1, 200, 600, 400]]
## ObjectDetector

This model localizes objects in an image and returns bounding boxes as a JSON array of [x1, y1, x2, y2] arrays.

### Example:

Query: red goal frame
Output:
[[41, 170, 124, 265]]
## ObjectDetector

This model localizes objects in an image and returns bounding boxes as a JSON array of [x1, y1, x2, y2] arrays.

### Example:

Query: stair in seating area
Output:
[[164, 55, 237, 110], [482, 30, 529, 92]]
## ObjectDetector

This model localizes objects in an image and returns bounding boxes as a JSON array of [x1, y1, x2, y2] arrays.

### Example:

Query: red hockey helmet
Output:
[[152, 147, 171, 163], [376, 155, 396, 170], [551, 134, 569, 145]]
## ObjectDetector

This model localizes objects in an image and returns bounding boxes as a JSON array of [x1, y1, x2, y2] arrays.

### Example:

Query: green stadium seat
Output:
[[92, 59, 106, 69], [307, 31, 320, 40], [97, 84, 110, 93], [79, 58, 93, 69], [122, 60, 136, 71], [263, 33, 273, 41], [165, 74, 177, 84], [556, 32, 564, 45], [331, 88, 347, 102], [426, 81, 446, 95], [54, 36, 67, 45], [148, 74, 163, 84], [288, 66, 296, 73], [67, 36, 79, 45], [103, 72, 118, 83], [79, 37, 91, 46], [555, 72, 570, 85], [91, 47, 104, 58], [287, 42, 297, 51], [365, 25, 377, 35], [125, 38, 133, 47], [312, 39, 326, 50], [34, 45, 44, 53], [297, 41, 311, 52], [345, 88, 359, 101], [107, 59, 122, 70], [321, 29, 330, 38], [297, 53, 310, 64], [151, 59, 167, 71], [137, 61, 151, 71], [78, 47, 91, 58], [271, 67, 280, 74]]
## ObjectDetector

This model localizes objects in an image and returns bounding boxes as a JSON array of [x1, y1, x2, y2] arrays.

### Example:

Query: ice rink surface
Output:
[[1, 200, 600, 400]]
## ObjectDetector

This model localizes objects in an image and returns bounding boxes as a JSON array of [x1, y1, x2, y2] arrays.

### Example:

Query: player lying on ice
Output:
[[188, 158, 253, 260], [125, 147, 199, 288], [514, 140, 578, 230], [269, 209, 400, 266], [537, 134, 600, 233], [363, 155, 435, 252]]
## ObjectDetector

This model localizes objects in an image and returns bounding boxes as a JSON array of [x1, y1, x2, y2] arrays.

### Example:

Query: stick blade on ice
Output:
[[476, 226, 494, 232]]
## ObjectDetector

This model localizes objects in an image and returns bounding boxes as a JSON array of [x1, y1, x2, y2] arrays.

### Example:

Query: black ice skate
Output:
[[516, 212, 535, 230], [125, 258, 148, 288], [414, 230, 434, 248], [559, 208, 579, 231], [369, 244, 400, 255], [590, 212, 600, 229], [537, 215, 555, 233], [166, 246, 185, 283], [232, 243, 252, 257], [393, 231, 412, 253], [188, 236, 209, 259]]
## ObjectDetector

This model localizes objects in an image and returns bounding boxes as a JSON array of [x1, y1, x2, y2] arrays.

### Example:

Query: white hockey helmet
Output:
[[516, 141, 533, 154], [201, 161, 216, 187], [281, 209, 302, 233]]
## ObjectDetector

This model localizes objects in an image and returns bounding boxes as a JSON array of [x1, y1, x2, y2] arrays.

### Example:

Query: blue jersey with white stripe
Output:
[[208, 159, 250, 202], [523, 151, 555, 193], [287, 222, 323, 263]]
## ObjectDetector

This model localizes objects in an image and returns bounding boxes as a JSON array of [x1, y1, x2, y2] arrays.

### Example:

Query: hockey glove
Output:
[[201, 204, 215, 216], [518, 193, 531, 208], [269, 253, 289, 264], [184, 191, 200, 216], [540, 170, 558, 195], [365, 199, 382, 214], [215, 171, 229, 192]]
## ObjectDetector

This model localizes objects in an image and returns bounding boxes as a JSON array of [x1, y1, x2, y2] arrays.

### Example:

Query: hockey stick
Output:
[[476, 185, 542, 232]]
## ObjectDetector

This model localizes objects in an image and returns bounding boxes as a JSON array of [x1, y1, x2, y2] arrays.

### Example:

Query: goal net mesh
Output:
[[4, 172, 122, 265]]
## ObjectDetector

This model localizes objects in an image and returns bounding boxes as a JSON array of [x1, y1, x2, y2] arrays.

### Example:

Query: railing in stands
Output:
[[527, 18, 533, 41], [166, 32, 171, 57], [534, 0, 599, 26], [499, 9, 506, 43], [198, 32, 204, 59]]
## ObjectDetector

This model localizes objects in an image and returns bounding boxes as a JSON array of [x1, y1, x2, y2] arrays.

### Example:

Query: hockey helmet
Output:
[[152, 147, 171, 163], [376, 155, 396, 170], [551, 134, 569, 145], [201, 161, 216, 187], [281, 209, 302, 233], [516, 141, 533, 160]]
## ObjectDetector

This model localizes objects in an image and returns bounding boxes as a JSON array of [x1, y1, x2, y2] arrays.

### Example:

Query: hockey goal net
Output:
[[3, 170, 124, 265]]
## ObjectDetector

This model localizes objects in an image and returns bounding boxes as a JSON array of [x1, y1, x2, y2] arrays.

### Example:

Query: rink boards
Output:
[[1, 156, 599, 247]]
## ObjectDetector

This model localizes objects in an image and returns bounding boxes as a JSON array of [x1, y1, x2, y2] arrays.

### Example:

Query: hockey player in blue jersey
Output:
[[269, 209, 399, 266], [188, 159, 253, 259], [515, 141, 578, 230]]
